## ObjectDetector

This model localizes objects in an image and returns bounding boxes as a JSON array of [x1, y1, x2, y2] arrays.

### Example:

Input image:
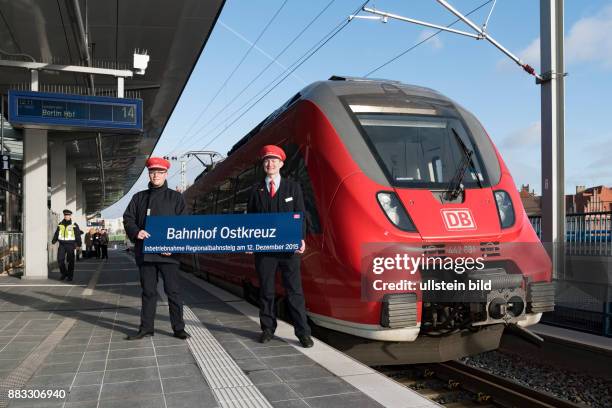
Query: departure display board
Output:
[[8, 90, 143, 132]]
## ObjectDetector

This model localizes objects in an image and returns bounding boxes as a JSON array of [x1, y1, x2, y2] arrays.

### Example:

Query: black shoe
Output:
[[173, 330, 191, 340], [125, 330, 154, 340], [66, 277, 73, 282], [59, 275, 66, 281], [259, 330, 274, 344], [298, 335, 314, 348]]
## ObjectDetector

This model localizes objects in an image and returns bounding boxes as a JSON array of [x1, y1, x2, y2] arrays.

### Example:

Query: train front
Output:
[[301, 78, 554, 362]]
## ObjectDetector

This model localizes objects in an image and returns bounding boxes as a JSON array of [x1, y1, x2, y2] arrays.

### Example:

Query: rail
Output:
[[380, 361, 588, 408]]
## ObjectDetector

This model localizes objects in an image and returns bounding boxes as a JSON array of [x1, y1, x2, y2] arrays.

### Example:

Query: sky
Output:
[[103, 0, 612, 218]]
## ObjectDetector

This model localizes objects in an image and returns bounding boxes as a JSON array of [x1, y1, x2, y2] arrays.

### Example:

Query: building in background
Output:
[[566, 186, 612, 213], [519, 184, 542, 216], [520, 184, 612, 216]]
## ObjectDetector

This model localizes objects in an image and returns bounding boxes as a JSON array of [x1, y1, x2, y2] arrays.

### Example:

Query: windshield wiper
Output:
[[445, 128, 482, 201]]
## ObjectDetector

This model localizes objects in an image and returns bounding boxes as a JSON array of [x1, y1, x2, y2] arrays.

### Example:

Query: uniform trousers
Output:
[[138, 263, 185, 333], [57, 243, 75, 279], [255, 253, 311, 337]]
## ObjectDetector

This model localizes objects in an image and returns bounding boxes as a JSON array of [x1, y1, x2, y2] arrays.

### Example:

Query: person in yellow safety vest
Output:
[[51, 209, 83, 281]]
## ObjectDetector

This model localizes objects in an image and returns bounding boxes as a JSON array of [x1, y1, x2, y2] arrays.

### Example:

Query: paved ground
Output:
[[0, 251, 399, 408]]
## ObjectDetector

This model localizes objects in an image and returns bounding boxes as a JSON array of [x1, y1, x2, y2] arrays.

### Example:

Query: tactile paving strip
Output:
[[0, 318, 76, 408], [183, 306, 272, 408]]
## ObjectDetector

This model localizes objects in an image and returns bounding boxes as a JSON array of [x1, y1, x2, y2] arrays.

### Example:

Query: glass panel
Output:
[[282, 143, 321, 234], [216, 180, 235, 215], [356, 114, 488, 189], [234, 167, 256, 214]]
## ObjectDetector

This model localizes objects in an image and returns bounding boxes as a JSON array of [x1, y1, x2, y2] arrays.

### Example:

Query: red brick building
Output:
[[519, 184, 542, 216], [567, 186, 612, 213]]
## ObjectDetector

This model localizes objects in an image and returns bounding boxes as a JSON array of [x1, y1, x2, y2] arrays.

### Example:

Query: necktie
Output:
[[269, 179, 276, 198]]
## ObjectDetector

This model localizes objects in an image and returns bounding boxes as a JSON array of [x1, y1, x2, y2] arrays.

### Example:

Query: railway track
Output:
[[379, 360, 588, 408]]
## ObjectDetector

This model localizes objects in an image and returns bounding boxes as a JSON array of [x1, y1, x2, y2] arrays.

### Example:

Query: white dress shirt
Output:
[[264, 174, 281, 193]]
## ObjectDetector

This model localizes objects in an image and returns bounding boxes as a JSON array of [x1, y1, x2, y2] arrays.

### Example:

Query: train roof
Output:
[[306, 75, 452, 102], [227, 76, 454, 156]]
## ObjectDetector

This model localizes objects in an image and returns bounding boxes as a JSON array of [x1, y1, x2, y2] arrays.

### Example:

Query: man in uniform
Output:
[[51, 209, 82, 281], [247, 145, 313, 348], [123, 157, 191, 340]]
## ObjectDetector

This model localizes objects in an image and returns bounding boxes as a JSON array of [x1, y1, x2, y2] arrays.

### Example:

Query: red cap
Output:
[[146, 157, 171, 170], [260, 145, 286, 161]]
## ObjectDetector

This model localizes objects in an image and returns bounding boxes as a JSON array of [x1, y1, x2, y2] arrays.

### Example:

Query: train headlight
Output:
[[377, 192, 417, 232], [494, 190, 515, 228]]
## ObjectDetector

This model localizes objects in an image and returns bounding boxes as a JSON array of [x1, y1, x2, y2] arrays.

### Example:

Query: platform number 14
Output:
[[122, 106, 135, 120]]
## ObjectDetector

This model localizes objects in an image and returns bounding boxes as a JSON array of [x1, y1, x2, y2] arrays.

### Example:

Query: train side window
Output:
[[216, 180, 235, 215], [190, 198, 198, 215], [234, 167, 256, 213], [195, 190, 215, 214], [281, 143, 321, 234], [202, 190, 217, 214]]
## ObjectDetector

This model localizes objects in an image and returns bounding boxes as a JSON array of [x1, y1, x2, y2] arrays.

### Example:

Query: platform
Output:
[[0, 251, 438, 408], [531, 323, 612, 354]]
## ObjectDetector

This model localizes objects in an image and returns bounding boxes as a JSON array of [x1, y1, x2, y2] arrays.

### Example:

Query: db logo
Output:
[[441, 209, 476, 230]]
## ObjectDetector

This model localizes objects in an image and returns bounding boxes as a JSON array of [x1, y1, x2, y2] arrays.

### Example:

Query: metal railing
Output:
[[0, 232, 23, 273], [529, 212, 612, 256], [529, 212, 612, 336]]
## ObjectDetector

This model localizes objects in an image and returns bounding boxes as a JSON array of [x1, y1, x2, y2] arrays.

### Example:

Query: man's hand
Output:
[[296, 240, 306, 254], [161, 253, 172, 256], [137, 230, 150, 240]]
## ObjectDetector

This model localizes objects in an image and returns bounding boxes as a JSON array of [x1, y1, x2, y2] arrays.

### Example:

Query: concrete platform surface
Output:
[[0, 251, 438, 408]]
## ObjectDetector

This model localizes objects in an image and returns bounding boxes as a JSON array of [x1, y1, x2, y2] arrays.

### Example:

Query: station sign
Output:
[[143, 213, 303, 254], [8, 90, 143, 132]]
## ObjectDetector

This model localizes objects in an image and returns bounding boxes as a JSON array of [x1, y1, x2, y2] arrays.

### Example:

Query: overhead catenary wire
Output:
[[176, 0, 338, 152], [174, 0, 370, 188], [364, 0, 493, 78], [166, 0, 290, 155], [196, 0, 371, 152], [171, 0, 369, 191]]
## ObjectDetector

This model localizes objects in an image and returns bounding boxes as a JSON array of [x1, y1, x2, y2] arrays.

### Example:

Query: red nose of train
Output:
[[394, 188, 502, 240]]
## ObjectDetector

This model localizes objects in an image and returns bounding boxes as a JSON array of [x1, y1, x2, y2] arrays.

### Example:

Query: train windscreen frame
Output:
[[353, 113, 493, 189]]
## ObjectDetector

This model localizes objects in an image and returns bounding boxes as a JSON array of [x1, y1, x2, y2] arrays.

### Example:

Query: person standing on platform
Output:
[[51, 209, 83, 281], [92, 229, 101, 259], [84, 229, 93, 258], [99, 229, 109, 260], [247, 145, 313, 348], [123, 157, 191, 341]]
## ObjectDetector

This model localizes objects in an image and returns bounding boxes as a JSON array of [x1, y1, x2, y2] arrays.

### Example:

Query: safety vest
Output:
[[57, 224, 77, 241]]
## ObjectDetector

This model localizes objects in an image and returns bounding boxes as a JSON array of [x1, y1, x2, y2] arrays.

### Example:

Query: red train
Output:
[[180, 76, 554, 364]]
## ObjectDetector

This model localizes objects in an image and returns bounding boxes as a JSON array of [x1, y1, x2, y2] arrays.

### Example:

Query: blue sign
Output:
[[8, 90, 143, 132], [143, 213, 303, 253]]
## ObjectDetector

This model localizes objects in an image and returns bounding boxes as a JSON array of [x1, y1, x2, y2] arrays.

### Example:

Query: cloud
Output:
[[498, 4, 612, 71], [495, 37, 538, 72], [504, 158, 540, 193], [518, 38, 540, 67], [588, 156, 611, 169], [500, 122, 541, 150], [417, 30, 443, 50], [575, 136, 612, 171], [566, 4, 612, 68]]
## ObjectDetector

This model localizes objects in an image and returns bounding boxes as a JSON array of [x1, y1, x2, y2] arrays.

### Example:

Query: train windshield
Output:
[[356, 114, 489, 189]]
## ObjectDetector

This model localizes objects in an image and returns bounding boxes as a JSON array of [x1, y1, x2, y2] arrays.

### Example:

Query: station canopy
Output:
[[0, 0, 225, 213]]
